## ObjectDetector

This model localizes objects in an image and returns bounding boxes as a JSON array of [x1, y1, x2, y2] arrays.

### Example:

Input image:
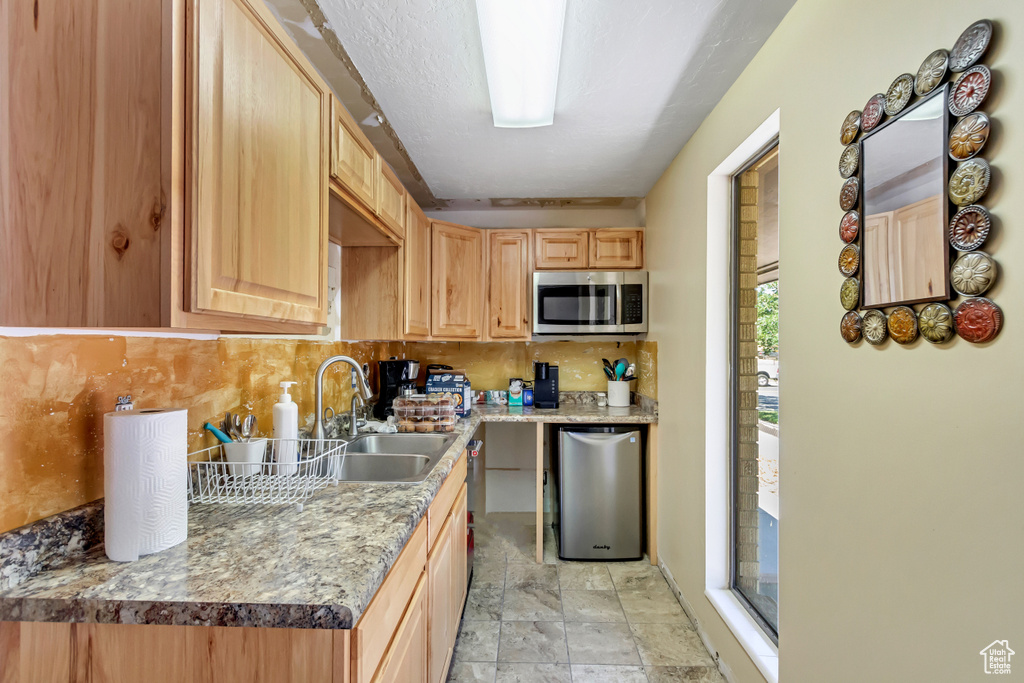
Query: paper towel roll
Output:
[[103, 409, 188, 562]]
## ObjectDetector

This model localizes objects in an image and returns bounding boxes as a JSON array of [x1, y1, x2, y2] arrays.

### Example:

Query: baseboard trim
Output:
[[658, 558, 738, 683]]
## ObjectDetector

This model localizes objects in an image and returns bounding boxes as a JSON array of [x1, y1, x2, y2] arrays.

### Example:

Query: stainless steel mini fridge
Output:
[[556, 426, 643, 561]]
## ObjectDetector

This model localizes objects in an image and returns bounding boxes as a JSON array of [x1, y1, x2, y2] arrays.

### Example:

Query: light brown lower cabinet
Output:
[[371, 574, 427, 683], [0, 457, 469, 683], [427, 512, 455, 683], [0, 621, 334, 683]]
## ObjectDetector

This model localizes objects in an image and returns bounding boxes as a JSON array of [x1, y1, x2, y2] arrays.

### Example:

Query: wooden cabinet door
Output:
[[427, 514, 454, 683], [376, 162, 406, 241], [190, 0, 329, 325], [404, 202, 432, 339], [590, 229, 645, 269], [431, 221, 483, 339], [534, 230, 589, 270], [449, 485, 469, 633], [373, 573, 428, 683], [331, 97, 377, 209], [487, 231, 532, 340], [0, 0, 166, 327]]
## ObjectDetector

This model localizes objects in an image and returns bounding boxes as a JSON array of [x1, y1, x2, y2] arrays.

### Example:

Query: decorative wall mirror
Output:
[[837, 19, 1001, 346], [861, 86, 950, 308]]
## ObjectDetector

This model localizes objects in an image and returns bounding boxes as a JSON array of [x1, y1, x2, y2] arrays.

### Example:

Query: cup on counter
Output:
[[607, 381, 630, 408], [222, 438, 267, 478], [596, 392, 608, 407]]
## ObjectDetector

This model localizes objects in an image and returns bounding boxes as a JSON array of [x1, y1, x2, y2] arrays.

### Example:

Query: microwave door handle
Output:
[[614, 284, 622, 329]]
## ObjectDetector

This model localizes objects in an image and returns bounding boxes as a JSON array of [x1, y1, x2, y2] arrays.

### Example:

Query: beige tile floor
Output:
[[448, 513, 724, 683]]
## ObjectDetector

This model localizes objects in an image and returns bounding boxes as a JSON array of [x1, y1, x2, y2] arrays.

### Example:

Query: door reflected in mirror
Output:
[[861, 87, 950, 307]]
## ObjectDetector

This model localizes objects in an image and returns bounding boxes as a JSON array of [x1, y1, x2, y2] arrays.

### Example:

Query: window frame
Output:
[[728, 144, 780, 645]]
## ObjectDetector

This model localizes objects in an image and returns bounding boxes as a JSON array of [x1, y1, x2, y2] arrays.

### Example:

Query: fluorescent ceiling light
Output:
[[475, 0, 568, 128]]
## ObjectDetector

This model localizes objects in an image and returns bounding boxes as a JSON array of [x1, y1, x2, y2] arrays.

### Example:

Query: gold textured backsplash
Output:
[[0, 335, 655, 533]]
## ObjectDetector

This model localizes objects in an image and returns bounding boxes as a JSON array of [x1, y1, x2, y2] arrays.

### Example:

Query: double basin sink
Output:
[[330, 433, 458, 484]]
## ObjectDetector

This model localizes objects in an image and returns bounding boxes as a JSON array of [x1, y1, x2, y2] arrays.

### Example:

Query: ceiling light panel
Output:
[[475, 0, 568, 128]]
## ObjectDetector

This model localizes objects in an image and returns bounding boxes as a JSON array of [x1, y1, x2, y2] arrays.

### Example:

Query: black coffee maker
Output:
[[533, 361, 559, 409], [375, 358, 420, 419]]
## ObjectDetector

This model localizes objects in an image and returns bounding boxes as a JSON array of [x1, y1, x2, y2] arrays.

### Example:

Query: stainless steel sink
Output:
[[335, 433, 458, 483], [345, 433, 456, 456], [335, 454, 432, 482]]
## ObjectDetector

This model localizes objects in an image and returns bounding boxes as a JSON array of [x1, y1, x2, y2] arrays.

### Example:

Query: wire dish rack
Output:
[[187, 438, 348, 508]]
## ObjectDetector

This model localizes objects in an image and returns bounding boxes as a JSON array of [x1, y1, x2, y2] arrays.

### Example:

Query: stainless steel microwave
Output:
[[533, 271, 648, 335]]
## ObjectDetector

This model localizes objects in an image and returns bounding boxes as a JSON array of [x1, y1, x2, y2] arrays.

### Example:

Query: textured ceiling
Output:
[[272, 0, 795, 202]]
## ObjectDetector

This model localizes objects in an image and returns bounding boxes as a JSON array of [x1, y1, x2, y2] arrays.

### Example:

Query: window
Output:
[[731, 144, 779, 640]]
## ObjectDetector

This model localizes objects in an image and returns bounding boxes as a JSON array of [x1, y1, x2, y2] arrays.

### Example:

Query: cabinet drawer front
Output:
[[376, 161, 406, 240], [428, 451, 467, 550], [331, 98, 376, 209], [191, 0, 328, 325], [590, 229, 644, 269], [534, 230, 589, 269], [353, 518, 427, 683]]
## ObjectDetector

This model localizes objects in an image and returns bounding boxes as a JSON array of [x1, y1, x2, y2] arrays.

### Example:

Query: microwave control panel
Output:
[[621, 284, 644, 325]]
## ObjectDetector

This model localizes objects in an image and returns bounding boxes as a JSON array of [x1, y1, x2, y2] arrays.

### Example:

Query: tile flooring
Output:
[[448, 513, 724, 683]]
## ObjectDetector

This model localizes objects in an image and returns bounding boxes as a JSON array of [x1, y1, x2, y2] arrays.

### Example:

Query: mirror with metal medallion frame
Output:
[[835, 18, 1002, 346], [860, 86, 951, 308]]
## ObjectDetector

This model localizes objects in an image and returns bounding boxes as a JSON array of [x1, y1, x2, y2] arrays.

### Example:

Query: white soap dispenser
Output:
[[273, 381, 299, 475]]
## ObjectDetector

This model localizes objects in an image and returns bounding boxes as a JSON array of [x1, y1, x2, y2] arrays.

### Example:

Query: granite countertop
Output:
[[0, 394, 656, 630], [470, 400, 657, 424]]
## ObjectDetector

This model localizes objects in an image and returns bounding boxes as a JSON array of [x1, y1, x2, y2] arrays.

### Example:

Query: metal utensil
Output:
[[602, 366, 614, 380], [241, 414, 257, 442], [224, 412, 242, 441], [602, 358, 615, 375]]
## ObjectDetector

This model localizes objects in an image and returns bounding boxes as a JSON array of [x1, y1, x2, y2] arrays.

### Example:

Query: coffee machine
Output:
[[375, 358, 420, 419], [533, 361, 559, 409]]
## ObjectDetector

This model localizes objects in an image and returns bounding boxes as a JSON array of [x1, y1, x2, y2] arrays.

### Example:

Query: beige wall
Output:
[[645, 2, 1023, 681]]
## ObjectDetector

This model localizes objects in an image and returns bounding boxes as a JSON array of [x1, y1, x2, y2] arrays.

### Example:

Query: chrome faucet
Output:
[[313, 356, 373, 440], [347, 394, 367, 438]]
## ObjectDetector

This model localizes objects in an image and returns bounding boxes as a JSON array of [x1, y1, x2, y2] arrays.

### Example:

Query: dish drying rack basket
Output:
[[187, 438, 348, 507]]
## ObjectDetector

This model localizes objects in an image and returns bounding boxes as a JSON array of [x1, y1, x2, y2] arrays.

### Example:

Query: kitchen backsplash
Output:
[[0, 335, 655, 533]]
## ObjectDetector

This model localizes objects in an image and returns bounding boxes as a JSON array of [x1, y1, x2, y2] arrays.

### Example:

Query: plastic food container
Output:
[[394, 394, 457, 433]]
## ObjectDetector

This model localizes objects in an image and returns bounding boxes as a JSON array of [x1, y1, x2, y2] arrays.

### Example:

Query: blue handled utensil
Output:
[[204, 422, 234, 444], [614, 359, 628, 380]]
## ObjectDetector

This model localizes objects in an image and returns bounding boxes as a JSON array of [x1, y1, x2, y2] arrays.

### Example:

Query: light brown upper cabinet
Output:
[[376, 162, 407, 241], [330, 97, 377, 210], [0, 0, 330, 332], [0, 0, 166, 327], [590, 229, 645, 269], [404, 203, 432, 339], [534, 229, 645, 270], [188, 0, 330, 326], [431, 221, 484, 340], [487, 231, 532, 340], [534, 230, 590, 270]]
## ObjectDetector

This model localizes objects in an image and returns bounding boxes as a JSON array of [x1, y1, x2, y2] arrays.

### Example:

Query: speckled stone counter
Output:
[[0, 394, 656, 630]]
